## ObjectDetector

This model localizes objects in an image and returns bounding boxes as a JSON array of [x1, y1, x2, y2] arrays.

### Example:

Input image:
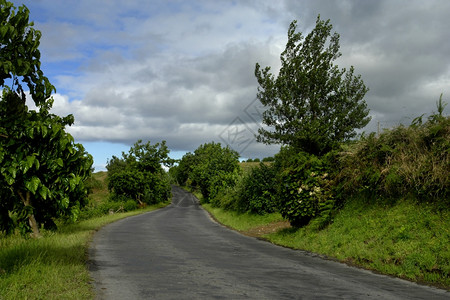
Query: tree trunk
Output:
[[18, 191, 41, 238]]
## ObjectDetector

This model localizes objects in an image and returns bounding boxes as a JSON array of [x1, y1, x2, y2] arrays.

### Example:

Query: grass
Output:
[[239, 161, 271, 174], [203, 203, 285, 232], [0, 172, 169, 300], [203, 197, 450, 290]]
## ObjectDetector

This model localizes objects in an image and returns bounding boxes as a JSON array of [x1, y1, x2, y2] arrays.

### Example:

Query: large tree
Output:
[[255, 16, 371, 155], [106, 140, 173, 205], [189, 142, 240, 201], [0, 1, 93, 237]]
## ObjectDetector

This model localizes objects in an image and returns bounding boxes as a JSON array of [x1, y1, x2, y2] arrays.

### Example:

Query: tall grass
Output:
[[337, 115, 449, 205]]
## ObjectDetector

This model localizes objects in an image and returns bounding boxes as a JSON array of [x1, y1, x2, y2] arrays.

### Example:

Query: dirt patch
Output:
[[241, 221, 291, 237]]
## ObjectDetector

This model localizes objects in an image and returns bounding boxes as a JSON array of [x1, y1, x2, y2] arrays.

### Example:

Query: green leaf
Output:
[[56, 158, 63, 168], [25, 176, 41, 194], [60, 197, 69, 209], [22, 155, 35, 174], [8, 166, 17, 179], [0, 26, 8, 39], [41, 125, 48, 137], [34, 157, 40, 170], [38, 186, 49, 200], [5, 175, 15, 186]]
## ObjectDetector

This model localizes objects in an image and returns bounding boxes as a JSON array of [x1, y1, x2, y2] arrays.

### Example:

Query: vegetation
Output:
[[0, 1, 92, 238], [106, 140, 173, 206], [172, 142, 241, 202], [203, 197, 450, 289], [336, 96, 449, 205], [0, 172, 169, 299], [255, 16, 370, 156], [1, 3, 448, 295]]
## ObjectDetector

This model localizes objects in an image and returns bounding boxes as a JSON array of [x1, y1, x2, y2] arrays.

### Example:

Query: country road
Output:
[[89, 185, 449, 299]]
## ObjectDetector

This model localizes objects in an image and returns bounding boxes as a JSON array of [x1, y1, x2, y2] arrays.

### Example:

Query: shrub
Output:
[[276, 150, 337, 227], [238, 163, 277, 214]]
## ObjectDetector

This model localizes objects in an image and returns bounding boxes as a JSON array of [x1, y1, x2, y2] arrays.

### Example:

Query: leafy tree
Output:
[[255, 15, 371, 155], [189, 142, 240, 201], [0, 0, 54, 106], [238, 162, 277, 214], [262, 156, 275, 162], [172, 152, 196, 186], [0, 1, 93, 237], [0, 90, 93, 237], [106, 140, 173, 205]]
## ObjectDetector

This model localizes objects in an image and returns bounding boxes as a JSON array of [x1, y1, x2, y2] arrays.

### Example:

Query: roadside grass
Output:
[[0, 172, 169, 300], [204, 197, 450, 289], [202, 203, 285, 232]]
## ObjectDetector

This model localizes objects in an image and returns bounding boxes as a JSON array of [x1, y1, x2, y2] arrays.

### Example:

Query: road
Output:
[[89, 185, 449, 299]]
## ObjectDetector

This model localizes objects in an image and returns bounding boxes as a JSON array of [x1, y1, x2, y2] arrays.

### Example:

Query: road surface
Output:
[[89, 186, 449, 299]]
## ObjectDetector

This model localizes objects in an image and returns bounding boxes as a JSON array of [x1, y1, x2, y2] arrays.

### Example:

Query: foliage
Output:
[[106, 140, 172, 205], [175, 142, 241, 202], [255, 16, 370, 155], [336, 98, 449, 205], [0, 202, 168, 299], [262, 156, 275, 162], [275, 149, 337, 227], [191, 142, 240, 201], [0, 90, 93, 236], [0, 2, 93, 237], [172, 151, 196, 186], [237, 162, 278, 214], [0, 0, 54, 106]]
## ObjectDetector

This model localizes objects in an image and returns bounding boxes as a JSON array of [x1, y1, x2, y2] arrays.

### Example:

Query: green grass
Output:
[[204, 197, 450, 289], [202, 203, 284, 231], [0, 172, 170, 300]]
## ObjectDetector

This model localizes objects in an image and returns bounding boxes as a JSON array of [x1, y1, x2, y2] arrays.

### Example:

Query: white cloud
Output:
[[16, 0, 450, 165]]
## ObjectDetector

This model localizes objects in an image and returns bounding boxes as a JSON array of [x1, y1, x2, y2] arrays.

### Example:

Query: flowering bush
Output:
[[277, 152, 335, 227]]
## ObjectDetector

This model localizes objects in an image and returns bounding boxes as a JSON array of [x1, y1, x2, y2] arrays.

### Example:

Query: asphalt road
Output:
[[89, 185, 449, 299]]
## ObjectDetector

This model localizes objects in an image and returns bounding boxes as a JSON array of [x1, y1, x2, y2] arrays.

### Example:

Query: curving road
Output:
[[89, 186, 449, 299]]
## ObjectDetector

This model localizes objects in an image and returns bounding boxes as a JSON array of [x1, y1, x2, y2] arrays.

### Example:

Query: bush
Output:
[[238, 163, 277, 214], [275, 150, 337, 227]]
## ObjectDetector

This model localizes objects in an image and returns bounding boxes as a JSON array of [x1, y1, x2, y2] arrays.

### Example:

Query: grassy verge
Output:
[[203, 203, 287, 233], [203, 197, 450, 290], [0, 203, 168, 300], [0, 172, 169, 300]]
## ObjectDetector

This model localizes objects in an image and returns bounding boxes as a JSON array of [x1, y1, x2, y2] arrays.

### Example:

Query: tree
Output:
[[106, 140, 173, 205], [189, 142, 240, 201], [0, 90, 93, 237], [172, 152, 196, 186], [0, 1, 93, 237], [0, 0, 54, 106], [255, 15, 371, 155]]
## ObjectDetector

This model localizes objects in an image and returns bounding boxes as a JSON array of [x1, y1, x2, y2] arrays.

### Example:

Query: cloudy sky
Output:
[[15, 0, 450, 170]]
